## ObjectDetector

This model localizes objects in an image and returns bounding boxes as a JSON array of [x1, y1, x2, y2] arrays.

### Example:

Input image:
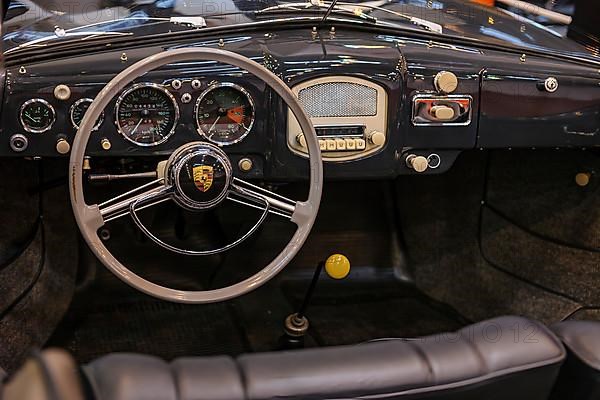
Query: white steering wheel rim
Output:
[[69, 48, 323, 304]]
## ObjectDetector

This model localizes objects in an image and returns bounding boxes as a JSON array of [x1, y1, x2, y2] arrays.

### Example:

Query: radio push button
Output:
[[326, 139, 337, 151], [319, 140, 327, 151], [335, 139, 346, 150], [355, 138, 366, 150], [345, 138, 356, 150]]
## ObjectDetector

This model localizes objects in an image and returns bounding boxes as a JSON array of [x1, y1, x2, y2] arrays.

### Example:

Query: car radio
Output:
[[287, 76, 388, 162]]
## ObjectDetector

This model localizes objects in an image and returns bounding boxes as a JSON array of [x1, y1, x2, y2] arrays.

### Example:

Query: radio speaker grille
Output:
[[298, 82, 378, 118]]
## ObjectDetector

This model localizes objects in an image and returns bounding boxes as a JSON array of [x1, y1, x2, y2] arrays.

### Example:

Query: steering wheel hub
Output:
[[166, 142, 232, 211]]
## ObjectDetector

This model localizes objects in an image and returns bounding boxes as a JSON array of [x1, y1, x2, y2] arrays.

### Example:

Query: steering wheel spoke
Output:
[[98, 179, 173, 223], [228, 178, 297, 221]]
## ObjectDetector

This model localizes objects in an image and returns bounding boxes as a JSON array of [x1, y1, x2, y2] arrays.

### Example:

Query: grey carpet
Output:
[[397, 150, 598, 325]]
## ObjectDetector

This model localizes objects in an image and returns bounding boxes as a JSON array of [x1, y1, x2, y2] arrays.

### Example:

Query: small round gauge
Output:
[[115, 83, 179, 146], [195, 83, 255, 146], [70, 98, 105, 131], [19, 99, 56, 133]]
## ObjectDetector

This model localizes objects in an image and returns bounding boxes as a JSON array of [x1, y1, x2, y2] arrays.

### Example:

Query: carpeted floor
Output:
[[46, 261, 466, 363]]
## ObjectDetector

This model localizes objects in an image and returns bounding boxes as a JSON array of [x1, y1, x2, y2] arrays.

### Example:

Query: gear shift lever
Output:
[[281, 254, 350, 349]]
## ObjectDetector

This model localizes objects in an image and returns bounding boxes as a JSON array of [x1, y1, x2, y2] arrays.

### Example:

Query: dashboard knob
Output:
[[56, 138, 70, 154], [430, 105, 455, 121], [296, 134, 307, 148], [434, 71, 458, 94], [101, 138, 112, 151], [406, 154, 428, 173], [54, 84, 71, 101], [238, 158, 253, 172], [368, 130, 385, 146], [9, 134, 28, 152]]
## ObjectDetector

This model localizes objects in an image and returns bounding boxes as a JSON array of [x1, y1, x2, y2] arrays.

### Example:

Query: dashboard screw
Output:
[[191, 79, 202, 89], [19, 66, 26, 74], [181, 93, 192, 103], [171, 79, 182, 90], [120, 52, 128, 62], [218, 38, 225, 47], [520, 54, 526, 63]]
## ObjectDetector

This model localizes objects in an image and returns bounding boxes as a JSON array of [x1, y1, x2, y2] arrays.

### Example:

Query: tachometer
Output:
[[70, 98, 105, 131], [195, 83, 255, 146], [20, 99, 56, 133], [115, 83, 179, 146]]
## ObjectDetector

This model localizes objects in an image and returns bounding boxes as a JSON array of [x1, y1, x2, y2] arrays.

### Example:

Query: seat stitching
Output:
[[407, 341, 435, 385], [169, 361, 181, 400]]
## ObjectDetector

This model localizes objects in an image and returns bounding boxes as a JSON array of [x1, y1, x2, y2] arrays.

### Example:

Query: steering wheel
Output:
[[69, 48, 323, 303]]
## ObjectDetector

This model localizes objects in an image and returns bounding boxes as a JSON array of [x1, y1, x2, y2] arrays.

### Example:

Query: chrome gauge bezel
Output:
[[70, 98, 105, 131], [194, 82, 255, 146], [19, 98, 56, 133], [115, 82, 180, 147]]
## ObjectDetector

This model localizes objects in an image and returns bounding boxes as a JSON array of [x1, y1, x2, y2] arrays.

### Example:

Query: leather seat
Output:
[[2, 316, 566, 400], [550, 320, 600, 400], [238, 316, 565, 400]]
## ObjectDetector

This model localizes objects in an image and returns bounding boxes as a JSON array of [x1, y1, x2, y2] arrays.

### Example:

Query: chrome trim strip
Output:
[[411, 93, 473, 127]]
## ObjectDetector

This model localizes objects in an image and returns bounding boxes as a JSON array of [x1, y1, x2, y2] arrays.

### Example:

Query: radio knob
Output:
[[406, 154, 428, 173], [368, 130, 385, 146], [56, 138, 70, 154], [296, 134, 307, 148]]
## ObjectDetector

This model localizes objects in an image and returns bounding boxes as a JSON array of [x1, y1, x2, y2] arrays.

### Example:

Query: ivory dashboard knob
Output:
[[406, 154, 428, 173], [434, 71, 458, 94], [430, 105, 455, 121], [56, 138, 70, 154], [368, 130, 385, 146], [100, 138, 112, 151], [296, 134, 307, 148]]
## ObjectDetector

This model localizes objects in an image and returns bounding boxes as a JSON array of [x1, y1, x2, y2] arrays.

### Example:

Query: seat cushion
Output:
[[238, 316, 566, 400], [551, 320, 600, 400], [83, 354, 244, 400], [2, 349, 84, 400]]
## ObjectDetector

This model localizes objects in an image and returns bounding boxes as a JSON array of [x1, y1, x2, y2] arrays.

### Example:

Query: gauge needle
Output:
[[130, 118, 143, 136], [25, 114, 38, 123], [208, 116, 221, 138]]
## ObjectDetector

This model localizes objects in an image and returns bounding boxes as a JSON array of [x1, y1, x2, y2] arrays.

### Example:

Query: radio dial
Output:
[[368, 130, 385, 146]]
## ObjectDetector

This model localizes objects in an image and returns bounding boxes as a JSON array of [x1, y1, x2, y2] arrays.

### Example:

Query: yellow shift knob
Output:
[[325, 254, 351, 279]]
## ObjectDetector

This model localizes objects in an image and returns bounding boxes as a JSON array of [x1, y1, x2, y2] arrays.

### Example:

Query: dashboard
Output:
[[1, 28, 599, 180]]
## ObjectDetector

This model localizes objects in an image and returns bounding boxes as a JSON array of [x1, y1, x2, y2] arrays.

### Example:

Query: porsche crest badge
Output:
[[193, 165, 214, 192]]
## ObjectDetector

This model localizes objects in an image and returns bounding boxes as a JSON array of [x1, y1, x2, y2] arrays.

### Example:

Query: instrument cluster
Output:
[[14, 79, 257, 153]]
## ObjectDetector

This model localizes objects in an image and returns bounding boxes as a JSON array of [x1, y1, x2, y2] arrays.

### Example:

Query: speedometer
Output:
[[115, 83, 179, 146], [195, 83, 255, 146]]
